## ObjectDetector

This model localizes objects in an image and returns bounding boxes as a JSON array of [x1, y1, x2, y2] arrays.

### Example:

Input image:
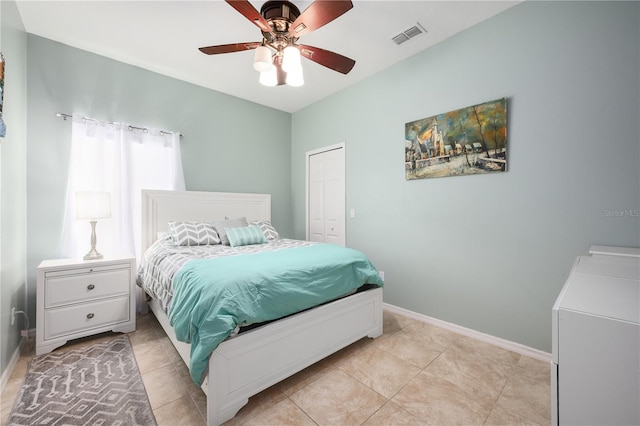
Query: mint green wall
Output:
[[0, 0, 28, 377], [291, 1, 640, 352], [26, 35, 292, 328]]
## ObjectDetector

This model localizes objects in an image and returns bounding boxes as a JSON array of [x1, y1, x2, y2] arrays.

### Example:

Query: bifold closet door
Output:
[[308, 146, 345, 246]]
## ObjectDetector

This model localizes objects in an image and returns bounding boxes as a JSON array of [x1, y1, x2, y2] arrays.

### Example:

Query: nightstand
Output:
[[36, 256, 136, 355]]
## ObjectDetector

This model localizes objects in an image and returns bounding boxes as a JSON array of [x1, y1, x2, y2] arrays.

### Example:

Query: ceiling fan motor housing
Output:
[[260, 0, 301, 42]]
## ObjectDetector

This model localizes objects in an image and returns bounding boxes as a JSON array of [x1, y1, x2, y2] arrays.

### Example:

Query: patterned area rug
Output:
[[7, 336, 156, 426]]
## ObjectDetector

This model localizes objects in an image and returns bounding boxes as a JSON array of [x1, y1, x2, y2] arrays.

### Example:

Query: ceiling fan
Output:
[[199, 0, 356, 86]]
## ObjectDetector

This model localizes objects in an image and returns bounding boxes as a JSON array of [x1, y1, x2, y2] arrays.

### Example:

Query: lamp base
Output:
[[84, 220, 104, 260], [83, 248, 103, 260]]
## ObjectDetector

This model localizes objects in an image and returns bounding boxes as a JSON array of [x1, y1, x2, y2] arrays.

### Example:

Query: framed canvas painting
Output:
[[405, 98, 507, 180]]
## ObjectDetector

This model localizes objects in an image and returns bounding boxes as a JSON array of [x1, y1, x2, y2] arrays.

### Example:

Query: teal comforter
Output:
[[169, 243, 383, 384]]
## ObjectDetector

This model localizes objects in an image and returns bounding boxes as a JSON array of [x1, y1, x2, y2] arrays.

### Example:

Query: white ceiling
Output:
[[16, 0, 519, 113]]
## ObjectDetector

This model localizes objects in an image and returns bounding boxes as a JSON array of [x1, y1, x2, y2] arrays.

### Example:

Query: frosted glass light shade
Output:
[[286, 65, 304, 87], [253, 46, 274, 72], [76, 191, 111, 220], [259, 66, 278, 86], [282, 46, 301, 73]]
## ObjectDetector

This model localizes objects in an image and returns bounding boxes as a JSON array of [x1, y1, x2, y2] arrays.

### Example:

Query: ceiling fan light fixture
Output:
[[253, 45, 274, 72], [286, 65, 304, 87], [259, 65, 278, 86], [282, 45, 301, 73], [201, 0, 356, 87]]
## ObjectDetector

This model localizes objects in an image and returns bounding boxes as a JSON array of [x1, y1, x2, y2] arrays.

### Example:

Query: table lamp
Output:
[[76, 191, 111, 260]]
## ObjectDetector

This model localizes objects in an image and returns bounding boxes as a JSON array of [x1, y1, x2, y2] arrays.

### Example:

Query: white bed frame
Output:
[[141, 190, 383, 425]]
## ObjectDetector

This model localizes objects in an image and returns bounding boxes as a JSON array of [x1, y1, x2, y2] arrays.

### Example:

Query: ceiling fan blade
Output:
[[225, 0, 273, 34], [199, 42, 261, 55], [289, 0, 353, 37], [298, 44, 355, 74]]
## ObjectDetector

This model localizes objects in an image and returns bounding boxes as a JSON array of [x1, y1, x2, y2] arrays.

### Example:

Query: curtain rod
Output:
[[55, 112, 183, 138]]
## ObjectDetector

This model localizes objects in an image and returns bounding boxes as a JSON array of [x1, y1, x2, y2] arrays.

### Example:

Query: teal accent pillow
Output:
[[226, 225, 267, 247]]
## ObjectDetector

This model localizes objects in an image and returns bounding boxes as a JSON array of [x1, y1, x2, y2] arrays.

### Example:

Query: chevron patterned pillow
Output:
[[168, 221, 221, 246], [249, 220, 280, 240]]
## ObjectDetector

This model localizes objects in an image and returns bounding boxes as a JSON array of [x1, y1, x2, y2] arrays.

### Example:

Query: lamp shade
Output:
[[76, 191, 111, 220], [253, 46, 274, 73], [286, 65, 304, 87], [259, 66, 278, 86], [282, 46, 301, 73]]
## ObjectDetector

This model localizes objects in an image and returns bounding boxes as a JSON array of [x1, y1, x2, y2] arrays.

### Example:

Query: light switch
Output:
[[350, 208, 355, 218]]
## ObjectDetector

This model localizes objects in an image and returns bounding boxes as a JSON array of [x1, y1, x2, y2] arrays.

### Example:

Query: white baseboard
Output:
[[1, 335, 27, 392], [383, 303, 552, 363]]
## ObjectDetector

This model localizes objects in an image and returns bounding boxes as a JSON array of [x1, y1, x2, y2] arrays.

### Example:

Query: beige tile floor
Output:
[[1, 310, 551, 425]]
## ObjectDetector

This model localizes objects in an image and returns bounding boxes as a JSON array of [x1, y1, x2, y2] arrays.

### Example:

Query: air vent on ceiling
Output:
[[391, 23, 427, 45]]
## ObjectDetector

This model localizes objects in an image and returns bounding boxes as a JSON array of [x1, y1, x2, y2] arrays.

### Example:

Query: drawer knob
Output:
[[87, 284, 95, 290], [86, 313, 95, 319]]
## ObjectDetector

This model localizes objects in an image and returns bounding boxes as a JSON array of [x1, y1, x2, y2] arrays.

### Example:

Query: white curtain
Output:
[[61, 114, 185, 309]]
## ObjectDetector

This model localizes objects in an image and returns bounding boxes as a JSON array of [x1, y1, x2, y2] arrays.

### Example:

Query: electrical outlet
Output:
[[21, 330, 29, 337], [11, 307, 15, 326], [379, 271, 385, 281]]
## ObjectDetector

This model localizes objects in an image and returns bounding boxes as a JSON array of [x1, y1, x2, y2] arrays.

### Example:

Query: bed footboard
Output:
[[149, 285, 383, 425], [206, 287, 383, 425]]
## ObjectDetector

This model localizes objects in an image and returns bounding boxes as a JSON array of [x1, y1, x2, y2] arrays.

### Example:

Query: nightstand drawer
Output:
[[44, 296, 130, 339], [45, 268, 130, 308]]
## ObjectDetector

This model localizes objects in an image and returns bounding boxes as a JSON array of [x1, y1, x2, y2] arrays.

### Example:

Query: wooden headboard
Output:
[[141, 190, 271, 252]]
